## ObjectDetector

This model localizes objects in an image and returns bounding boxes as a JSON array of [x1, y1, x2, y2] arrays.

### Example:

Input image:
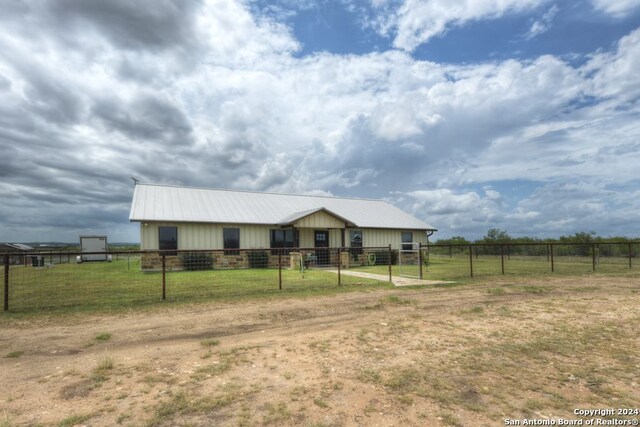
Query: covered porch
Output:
[[279, 207, 353, 266]]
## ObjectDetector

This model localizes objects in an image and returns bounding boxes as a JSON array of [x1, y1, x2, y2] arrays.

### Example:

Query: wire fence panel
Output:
[[424, 242, 637, 278], [2, 242, 638, 312], [280, 248, 391, 288], [597, 243, 635, 272], [2, 248, 394, 312], [500, 245, 550, 276], [6, 255, 162, 312], [420, 254, 461, 280], [398, 243, 420, 279], [550, 244, 590, 275], [166, 267, 282, 301]]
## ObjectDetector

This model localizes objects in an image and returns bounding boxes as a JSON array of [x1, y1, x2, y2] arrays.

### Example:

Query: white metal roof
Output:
[[0, 243, 34, 251], [129, 184, 436, 231]]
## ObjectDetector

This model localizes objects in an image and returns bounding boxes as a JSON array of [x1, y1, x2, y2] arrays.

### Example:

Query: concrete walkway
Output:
[[327, 269, 455, 287]]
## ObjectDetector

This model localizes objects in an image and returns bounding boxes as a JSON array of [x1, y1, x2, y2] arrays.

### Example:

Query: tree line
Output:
[[431, 229, 638, 257]]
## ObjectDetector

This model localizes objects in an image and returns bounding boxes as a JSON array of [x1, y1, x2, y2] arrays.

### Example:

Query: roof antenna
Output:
[[131, 177, 140, 185]]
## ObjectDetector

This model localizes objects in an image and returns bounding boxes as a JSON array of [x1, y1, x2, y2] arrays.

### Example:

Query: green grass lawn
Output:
[[3, 253, 636, 314], [4, 259, 389, 313]]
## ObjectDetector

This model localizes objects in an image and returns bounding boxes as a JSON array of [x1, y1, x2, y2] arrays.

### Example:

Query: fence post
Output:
[[629, 243, 633, 269], [550, 244, 555, 273], [419, 243, 423, 280], [469, 245, 474, 278], [337, 248, 341, 286], [4, 255, 9, 312], [501, 244, 505, 275], [162, 253, 166, 300], [592, 243, 596, 272], [449, 244, 452, 259], [278, 253, 282, 290], [388, 244, 392, 282]]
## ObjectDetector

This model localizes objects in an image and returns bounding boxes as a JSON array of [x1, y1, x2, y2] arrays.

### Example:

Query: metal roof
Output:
[[129, 184, 436, 231], [0, 243, 34, 251]]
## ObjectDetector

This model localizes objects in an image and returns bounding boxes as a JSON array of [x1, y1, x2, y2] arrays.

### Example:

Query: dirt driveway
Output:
[[1, 275, 639, 426]]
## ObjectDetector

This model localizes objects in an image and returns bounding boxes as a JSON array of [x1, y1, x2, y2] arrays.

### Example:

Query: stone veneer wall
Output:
[[214, 252, 247, 269], [140, 252, 291, 271], [140, 253, 184, 271]]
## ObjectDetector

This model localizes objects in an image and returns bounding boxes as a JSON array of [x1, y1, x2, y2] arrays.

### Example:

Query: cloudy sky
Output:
[[1, 0, 639, 243]]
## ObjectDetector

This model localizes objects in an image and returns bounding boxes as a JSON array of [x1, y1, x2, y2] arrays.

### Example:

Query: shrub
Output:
[[181, 252, 213, 271], [247, 250, 269, 268]]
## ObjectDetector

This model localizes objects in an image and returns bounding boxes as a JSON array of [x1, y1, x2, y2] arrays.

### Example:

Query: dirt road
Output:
[[1, 275, 639, 426]]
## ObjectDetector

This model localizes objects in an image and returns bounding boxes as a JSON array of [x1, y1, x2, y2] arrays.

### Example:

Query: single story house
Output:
[[129, 183, 436, 270]]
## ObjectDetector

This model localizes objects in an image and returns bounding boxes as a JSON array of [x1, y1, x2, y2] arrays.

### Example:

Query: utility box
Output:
[[79, 235, 110, 262]]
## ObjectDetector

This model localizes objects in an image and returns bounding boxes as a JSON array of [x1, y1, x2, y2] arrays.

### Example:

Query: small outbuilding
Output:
[[0, 243, 34, 265]]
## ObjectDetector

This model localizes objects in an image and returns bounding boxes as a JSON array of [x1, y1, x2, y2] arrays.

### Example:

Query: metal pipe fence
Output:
[[2, 242, 637, 312]]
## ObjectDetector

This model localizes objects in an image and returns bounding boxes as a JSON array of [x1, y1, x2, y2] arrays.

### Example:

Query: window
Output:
[[270, 229, 299, 255], [159, 227, 178, 255], [223, 228, 240, 255], [350, 229, 363, 254], [401, 231, 413, 251]]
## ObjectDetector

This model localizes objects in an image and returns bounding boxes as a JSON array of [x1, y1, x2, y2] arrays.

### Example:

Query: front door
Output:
[[314, 230, 330, 266]]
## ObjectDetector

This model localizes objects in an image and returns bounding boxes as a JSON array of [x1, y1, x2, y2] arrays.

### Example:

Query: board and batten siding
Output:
[[140, 222, 270, 250], [298, 229, 313, 248], [140, 222, 428, 251], [141, 222, 217, 250], [359, 228, 427, 250], [293, 211, 346, 229], [297, 228, 428, 250]]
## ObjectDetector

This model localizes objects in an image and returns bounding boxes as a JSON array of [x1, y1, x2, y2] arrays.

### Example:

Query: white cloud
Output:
[[1, 0, 639, 241], [450, 27, 640, 188], [591, 0, 640, 18], [370, 104, 426, 140], [197, 0, 300, 67], [525, 4, 558, 39], [401, 178, 640, 240], [405, 189, 487, 214], [512, 181, 640, 236], [389, 0, 547, 51], [584, 27, 640, 102], [399, 189, 508, 236]]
